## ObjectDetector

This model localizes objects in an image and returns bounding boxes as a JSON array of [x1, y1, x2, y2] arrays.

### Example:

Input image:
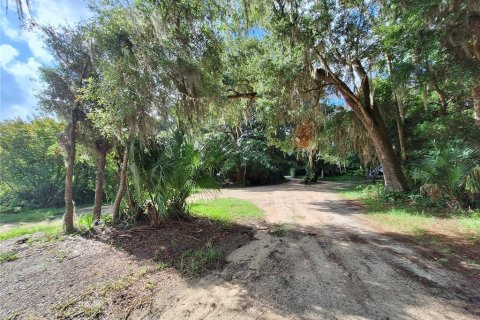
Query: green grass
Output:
[[323, 175, 365, 182], [0, 207, 64, 241], [0, 222, 62, 241], [77, 213, 94, 232], [190, 198, 263, 224], [269, 223, 288, 237], [337, 184, 366, 199], [179, 247, 224, 276], [157, 261, 170, 270], [0, 207, 64, 224], [0, 205, 104, 241], [336, 183, 480, 239], [0, 251, 19, 262]]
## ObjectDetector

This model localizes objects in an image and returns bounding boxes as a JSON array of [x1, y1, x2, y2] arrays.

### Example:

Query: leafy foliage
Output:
[[0, 118, 101, 210], [412, 142, 480, 208], [200, 125, 288, 186], [131, 131, 219, 221]]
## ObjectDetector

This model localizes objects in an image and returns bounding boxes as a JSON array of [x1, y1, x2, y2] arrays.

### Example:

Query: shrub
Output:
[[411, 142, 480, 208], [131, 130, 219, 222], [77, 213, 94, 232]]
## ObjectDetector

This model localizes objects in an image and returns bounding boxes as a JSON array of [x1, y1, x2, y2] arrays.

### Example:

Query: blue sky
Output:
[[0, 0, 93, 121]]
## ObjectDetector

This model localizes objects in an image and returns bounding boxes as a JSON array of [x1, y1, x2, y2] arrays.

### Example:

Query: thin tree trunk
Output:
[[393, 89, 407, 161], [473, 78, 480, 126], [112, 146, 129, 223], [395, 113, 408, 162], [385, 54, 407, 161], [423, 86, 429, 112], [92, 143, 108, 221], [432, 82, 448, 115], [63, 112, 77, 233], [469, 13, 480, 125]]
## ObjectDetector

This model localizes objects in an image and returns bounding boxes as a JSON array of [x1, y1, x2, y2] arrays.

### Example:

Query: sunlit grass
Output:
[[0, 207, 64, 224], [190, 198, 263, 224], [0, 207, 64, 241], [323, 175, 365, 182], [337, 184, 480, 240], [0, 221, 62, 241]]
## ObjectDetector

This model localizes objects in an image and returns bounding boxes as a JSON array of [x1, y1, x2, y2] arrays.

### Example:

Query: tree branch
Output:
[[226, 92, 257, 100], [351, 58, 371, 109]]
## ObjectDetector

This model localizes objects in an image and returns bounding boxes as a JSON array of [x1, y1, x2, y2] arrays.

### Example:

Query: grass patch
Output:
[[269, 223, 288, 237], [0, 207, 64, 224], [179, 246, 224, 276], [190, 198, 263, 224], [157, 261, 170, 270], [337, 183, 367, 199], [0, 222, 61, 241], [0, 250, 19, 262], [459, 214, 480, 234], [0, 206, 106, 241], [336, 184, 480, 239], [323, 175, 365, 182], [0, 206, 64, 241]]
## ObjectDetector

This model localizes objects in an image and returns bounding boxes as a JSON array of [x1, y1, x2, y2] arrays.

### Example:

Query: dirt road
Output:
[[1, 180, 479, 319], [165, 180, 479, 319]]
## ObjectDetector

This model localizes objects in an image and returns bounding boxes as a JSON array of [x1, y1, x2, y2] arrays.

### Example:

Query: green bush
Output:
[[200, 126, 287, 186], [77, 213, 94, 232], [131, 131, 219, 221], [411, 142, 480, 208]]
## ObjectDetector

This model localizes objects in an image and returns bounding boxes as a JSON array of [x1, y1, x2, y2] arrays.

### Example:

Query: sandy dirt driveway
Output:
[[1, 180, 479, 319], [166, 180, 480, 320]]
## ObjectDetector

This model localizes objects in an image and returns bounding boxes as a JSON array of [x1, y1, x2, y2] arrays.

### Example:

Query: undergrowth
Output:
[[179, 246, 224, 276], [0, 251, 18, 263], [338, 182, 480, 237]]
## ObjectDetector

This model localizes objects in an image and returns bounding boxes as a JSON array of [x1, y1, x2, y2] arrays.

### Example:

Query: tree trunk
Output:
[[392, 88, 407, 161], [112, 146, 129, 223], [367, 123, 407, 192], [385, 55, 407, 161], [432, 82, 447, 115], [473, 78, 480, 126], [92, 143, 108, 221], [63, 111, 77, 233], [423, 86, 429, 112], [311, 58, 407, 192], [438, 90, 447, 115], [354, 96, 407, 191], [395, 110, 408, 162]]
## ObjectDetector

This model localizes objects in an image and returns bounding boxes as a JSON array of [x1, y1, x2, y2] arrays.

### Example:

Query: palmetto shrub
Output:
[[411, 142, 480, 209], [130, 131, 218, 223]]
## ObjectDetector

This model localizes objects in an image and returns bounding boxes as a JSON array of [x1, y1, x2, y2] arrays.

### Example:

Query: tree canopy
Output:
[[1, 0, 479, 229]]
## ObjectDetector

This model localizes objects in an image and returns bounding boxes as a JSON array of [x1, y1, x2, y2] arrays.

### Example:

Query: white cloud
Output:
[[0, 44, 19, 67], [1, 57, 42, 114], [10, 104, 36, 119], [2, 0, 94, 64], [32, 0, 93, 26], [5, 57, 41, 82], [1, 0, 93, 120]]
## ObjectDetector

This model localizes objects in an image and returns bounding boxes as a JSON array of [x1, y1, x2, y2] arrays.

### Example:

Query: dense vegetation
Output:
[[1, 0, 479, 233]]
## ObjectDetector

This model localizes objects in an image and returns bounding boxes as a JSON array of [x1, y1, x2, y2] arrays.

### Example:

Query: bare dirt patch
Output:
[[0, 218, 254, 319], [92, 217, 255, 270], [2, 180, 480, 320]]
